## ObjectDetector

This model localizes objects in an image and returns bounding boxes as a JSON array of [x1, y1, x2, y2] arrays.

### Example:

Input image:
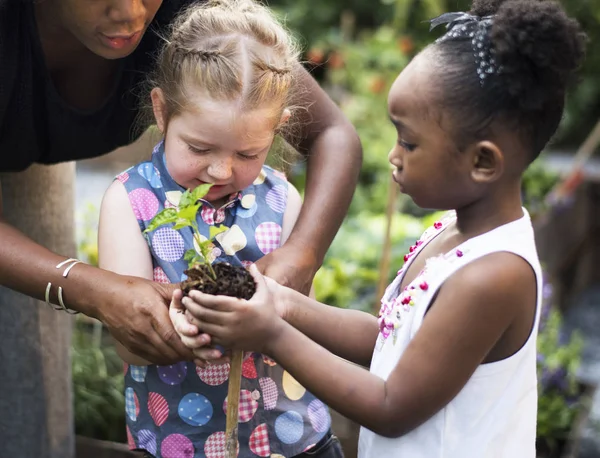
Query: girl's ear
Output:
[[278, 108, 291, 128], [151, 88, 167, 133], [469, 140, 504, 184]]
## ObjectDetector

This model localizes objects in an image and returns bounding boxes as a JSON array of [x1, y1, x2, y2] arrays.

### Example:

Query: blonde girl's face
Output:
[[152, 89, 289, 206]]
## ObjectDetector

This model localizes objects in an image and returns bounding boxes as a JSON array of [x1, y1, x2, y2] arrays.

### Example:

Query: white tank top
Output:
[[359, 210, 542, 458]]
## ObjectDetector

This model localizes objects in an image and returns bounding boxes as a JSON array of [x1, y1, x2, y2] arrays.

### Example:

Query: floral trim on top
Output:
[[377, 212, 467, 346]]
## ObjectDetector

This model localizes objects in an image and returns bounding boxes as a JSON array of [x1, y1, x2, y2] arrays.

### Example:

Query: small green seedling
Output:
[[145, 184, 253, 458], [144, 184, 217, 280]]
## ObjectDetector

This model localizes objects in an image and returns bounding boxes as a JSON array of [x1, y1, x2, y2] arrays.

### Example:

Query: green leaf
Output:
[[198, 240, 213, 259], [191, 184, 213, 202], [179, 184, 212, 209], [179, 189, 194, 208], [184, 249, 197, 263], [144, 208, 177, 233], [173, 219, 193, 230], [178, 203, 201, 223]]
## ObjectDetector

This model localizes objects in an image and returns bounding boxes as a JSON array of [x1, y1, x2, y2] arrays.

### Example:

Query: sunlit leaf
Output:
[[144, 208, 177, 233]]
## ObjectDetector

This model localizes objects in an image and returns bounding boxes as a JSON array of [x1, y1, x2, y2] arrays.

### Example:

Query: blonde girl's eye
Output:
[[237, 153, 260, 160], [187, 144, 210, 154]]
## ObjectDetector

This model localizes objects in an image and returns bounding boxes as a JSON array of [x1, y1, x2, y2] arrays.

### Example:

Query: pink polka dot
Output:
[[241, 260, 253, 269], [161, 434, 194, 458], [201, 206, 215, 225], [117, 172, 129, 184], [126, 426, 136, 450], [196, 363, 230, 386], [255, 222, 282, 254], [129, 188, 159, 222], [153, 266, 170, 283], [148, 392, 169, 427], [249, 423, 271, 457], [223, 389, 258, 423], [205, 432, 239, 458]]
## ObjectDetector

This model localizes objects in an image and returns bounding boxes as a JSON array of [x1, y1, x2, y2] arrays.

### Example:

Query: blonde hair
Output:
[[152, 0, 300, 125]]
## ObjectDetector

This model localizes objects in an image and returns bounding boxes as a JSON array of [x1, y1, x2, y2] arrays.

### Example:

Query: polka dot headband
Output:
[[429, 12, 502, 85]]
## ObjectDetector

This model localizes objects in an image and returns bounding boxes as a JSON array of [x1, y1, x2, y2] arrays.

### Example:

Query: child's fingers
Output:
[[249, 264, 268, 290], [178, 332, 211, 350], [184, 292, 237, 315], [193, 346, 224, 361], [170, 307, 198, 338]]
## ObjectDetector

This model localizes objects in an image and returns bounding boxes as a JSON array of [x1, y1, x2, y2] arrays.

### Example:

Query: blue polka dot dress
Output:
[[117, 141, 331, 458]]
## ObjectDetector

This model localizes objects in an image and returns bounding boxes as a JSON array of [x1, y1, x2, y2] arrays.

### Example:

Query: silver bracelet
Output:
[[43, 258, 83, 314], [44, 282, 62, 311], [58, 286, 79, 315], [62, 260, 82, 277]]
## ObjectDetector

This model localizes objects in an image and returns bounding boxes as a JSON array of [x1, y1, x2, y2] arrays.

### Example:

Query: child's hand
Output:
[[180, 265, 286, 353], [169, 289, 229, 367]]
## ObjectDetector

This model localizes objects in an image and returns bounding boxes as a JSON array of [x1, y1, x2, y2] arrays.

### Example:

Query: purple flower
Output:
[[541, 367, 569, 393]]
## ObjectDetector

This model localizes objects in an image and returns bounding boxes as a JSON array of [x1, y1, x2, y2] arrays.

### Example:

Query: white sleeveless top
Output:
[[359, 210, 542, 458]]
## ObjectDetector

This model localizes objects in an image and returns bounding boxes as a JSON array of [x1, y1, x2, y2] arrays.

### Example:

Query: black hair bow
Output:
[[428, 11, 501, 85]]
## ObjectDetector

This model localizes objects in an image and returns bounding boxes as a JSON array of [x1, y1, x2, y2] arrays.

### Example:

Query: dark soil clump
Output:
[[181, 263, 256, 299]]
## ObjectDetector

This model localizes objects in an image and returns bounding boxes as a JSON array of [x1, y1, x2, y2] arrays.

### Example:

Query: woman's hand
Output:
[[177, 266, 287, 354], [97, 276, 195, 365]]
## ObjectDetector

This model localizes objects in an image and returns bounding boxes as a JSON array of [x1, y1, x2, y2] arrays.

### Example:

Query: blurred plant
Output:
[[74, 203, 125, 441], [72, 321, 126, 442], [536, 274, 586, 453], [76, 203, 99, 266], [521, 158, 561, 220]]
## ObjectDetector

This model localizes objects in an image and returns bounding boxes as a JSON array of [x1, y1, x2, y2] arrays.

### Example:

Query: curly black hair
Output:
[[429, 0, 587, 161]]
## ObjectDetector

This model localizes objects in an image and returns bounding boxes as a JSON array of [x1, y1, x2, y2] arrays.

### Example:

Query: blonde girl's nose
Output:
[[208, 156, 233, 180]]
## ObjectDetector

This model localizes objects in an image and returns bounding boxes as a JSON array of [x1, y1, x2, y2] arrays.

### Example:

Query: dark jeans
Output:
[[294, 432, 345, 458], [132, 431, 345, 458]]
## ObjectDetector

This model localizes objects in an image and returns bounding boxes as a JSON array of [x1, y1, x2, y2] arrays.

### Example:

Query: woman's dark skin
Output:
[[0, 0, 362, 364]]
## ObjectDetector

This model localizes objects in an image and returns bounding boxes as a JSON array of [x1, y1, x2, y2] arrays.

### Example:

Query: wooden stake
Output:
[[548, 119, 600, 203], [225, 349, 244, 458], [374, 174, 399, 314]]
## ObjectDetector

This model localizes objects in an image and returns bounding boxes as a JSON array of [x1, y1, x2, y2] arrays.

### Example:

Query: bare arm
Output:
[[278, 287, 378, 366], [254, 65, 362, 294], [98, 180, 154, 365], [0, 177, 191, 364], [182, 252, 536, 437]]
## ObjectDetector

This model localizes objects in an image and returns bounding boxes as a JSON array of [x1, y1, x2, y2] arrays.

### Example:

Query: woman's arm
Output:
[[98, 180, 155, 365], [0, 178, 192, 364], [254, 65, 362, 294], [181, 252, 535, 437]]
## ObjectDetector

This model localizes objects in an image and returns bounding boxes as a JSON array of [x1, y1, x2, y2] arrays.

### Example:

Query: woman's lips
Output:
[[99, 31, 142, 50]]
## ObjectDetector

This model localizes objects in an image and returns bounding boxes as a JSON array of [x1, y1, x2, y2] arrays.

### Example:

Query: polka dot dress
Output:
[[118, 141, 330, 457]]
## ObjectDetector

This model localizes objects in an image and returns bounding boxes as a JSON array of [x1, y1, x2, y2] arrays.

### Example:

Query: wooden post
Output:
[[0, 163, 76, 458], [225, 350, 244, 457], [374, 174, 399, 314], [548, 118, 600, 203]]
